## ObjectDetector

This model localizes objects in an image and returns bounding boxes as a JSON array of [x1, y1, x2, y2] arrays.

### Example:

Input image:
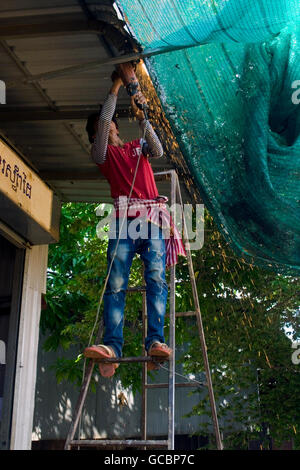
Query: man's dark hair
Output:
[[86, 108, 119, 144]]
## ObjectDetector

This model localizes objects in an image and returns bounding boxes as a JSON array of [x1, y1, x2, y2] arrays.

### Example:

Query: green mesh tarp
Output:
[[117, 0, 300, 275]]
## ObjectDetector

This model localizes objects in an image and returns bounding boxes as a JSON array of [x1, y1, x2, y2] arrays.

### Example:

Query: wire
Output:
[[158, 362, 206, 388]]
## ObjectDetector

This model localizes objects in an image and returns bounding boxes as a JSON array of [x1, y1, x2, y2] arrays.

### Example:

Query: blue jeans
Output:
[[103, 218, 168, 357]]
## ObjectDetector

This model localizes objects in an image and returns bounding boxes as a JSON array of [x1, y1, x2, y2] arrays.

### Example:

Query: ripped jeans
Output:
[[103, 218, 168, 357]]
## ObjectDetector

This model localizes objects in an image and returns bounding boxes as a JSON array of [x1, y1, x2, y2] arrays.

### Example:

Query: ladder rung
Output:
[[145, 382, 206, 389], [126, 284, 172, 292], [96, 356, 168, 363], [69, 439, 168, 447], [143, 311, 196, 318], [126, 286, 146, 292], [175, 311, 196, 317]]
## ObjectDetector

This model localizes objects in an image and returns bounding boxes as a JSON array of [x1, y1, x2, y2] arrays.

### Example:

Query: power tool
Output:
[[116, 62, 149, 120]]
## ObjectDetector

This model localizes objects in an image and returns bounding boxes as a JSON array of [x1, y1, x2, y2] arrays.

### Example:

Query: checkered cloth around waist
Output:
[[113, 196, 186, 268]]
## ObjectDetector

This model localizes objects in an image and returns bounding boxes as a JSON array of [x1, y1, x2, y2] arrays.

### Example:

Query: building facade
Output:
[[0, 137, 60, 449]]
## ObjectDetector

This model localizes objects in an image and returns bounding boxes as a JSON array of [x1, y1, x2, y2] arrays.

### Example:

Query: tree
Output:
[[177, 214, 300, 449], [40, 202, 300, 448]]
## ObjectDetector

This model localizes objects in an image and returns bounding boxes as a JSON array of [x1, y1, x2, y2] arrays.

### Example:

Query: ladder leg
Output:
[[64, 360, 95, 450], [176, 176, 223, 450], [65, 310, 104, 450], [64, 170, 222, 450]]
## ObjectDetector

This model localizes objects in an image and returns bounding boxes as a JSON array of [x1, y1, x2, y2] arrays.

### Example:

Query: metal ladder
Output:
[[64, 170, 223, 450]]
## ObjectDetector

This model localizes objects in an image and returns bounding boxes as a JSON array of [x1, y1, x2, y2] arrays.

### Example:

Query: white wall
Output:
[[10, 244, 48, 450]]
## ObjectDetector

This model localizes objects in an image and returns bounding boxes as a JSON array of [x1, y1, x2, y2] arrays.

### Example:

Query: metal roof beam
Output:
[[39, 171, 105, 180], [0, 15, 117, 39], [39, 167, 177, 181], [0, 106, 130, 121], [6, 43, 199, 89]]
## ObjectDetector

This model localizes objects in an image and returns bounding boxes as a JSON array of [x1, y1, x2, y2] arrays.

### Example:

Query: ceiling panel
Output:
[[0, 0, 195, 204]]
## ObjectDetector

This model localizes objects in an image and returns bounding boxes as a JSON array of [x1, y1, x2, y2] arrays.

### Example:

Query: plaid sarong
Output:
[[113, 196, 186, 268]]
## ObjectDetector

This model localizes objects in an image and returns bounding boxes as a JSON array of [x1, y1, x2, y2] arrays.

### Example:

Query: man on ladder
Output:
[[84, 65, 186, 377]]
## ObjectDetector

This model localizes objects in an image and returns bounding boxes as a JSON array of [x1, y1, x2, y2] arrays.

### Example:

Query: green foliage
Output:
[[177, 214, 300, 448], [40, 202, 300, 448]]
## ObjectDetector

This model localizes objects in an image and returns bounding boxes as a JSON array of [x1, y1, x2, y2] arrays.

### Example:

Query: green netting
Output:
[[117, 0, 300, 275]]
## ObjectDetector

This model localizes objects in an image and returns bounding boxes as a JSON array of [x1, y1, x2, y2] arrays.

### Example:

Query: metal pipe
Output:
[[146, 382, 205, 389], [70, 439, 168, 447], [153, 170, 174, 176], [141, 265, 148, 445], [97, 356, 164, 363], [168, 169, 176, 451], [6, 43, 200, 89], [64, 360, 95, 450]]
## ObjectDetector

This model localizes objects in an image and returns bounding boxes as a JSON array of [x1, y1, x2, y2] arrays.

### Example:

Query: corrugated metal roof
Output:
[[0, 0, 197, 204]]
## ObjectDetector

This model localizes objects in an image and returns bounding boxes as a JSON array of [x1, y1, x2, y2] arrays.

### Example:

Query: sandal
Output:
[[84, 344, 119, 378], [147, 342, 172, 372], [148, 341, 172, 358]]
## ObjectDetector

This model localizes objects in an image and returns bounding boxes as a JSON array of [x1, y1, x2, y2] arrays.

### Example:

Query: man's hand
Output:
[[110, 71, 124, 96], [131, 91, 148, 121]]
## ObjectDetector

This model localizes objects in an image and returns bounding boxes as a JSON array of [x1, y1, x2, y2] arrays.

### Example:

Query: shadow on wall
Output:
[[32, 335, 209, 445], [32, 334, 143, 442]]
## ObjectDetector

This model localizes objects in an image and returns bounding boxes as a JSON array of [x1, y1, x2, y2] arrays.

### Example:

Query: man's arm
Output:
[[91, 79, 122, 164], [131, 92, 164, 159], [139, 119, 164, 159]]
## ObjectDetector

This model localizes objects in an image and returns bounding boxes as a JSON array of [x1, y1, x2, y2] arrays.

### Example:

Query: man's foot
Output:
[[83, 344, 118, 378], [147, 359, 163, 371], [147, 342, 172, 371], [148, 341, 172, 358]]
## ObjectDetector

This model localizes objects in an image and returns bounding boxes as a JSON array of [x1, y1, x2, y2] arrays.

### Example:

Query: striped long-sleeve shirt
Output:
[[91, 93, 163, 164], [91, 93, 186, 267]]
